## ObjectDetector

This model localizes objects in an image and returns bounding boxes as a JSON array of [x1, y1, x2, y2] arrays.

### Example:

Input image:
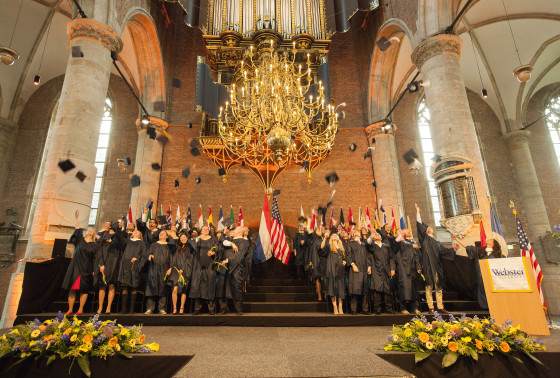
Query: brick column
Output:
[[0, 19, 122, 328], [0, 118, 18, 201], [412, 34, 490, 236]]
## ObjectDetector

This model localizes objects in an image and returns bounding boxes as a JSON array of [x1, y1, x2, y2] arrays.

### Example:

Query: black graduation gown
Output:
[[367, 241, 395, 293], [168, 248, 192, 294], [223, 238, 249, 301], [62, 229, 96, 292], [244, 237, 256, 281], [390, 238, 421, 302], [466, 246, 502, 309], [321, 243, 346, 298], [309, 234, 325, 278], [417, 221, 455, 289], [293, 232, 308, 267], [145, 242, 171, 297], [347, 240, 370, 295], [136, 218, 159, 247], [93, 232, 124, 289], [117, 239, 146, 288], [189, 237, 219, 300]]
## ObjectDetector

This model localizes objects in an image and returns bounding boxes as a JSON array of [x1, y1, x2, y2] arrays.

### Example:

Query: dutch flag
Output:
[[253, 194, 272, 264]]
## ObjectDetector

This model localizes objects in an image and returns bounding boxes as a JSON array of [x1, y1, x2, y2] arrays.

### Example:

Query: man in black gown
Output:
[[293, 224, 308, 280], [222, 227, 250, 315]]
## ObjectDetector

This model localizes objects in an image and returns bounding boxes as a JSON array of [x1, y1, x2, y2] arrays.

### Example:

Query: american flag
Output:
[[271, 194, 291, 265], [516, 215, 547, 309], [166, 205, 172, 226]]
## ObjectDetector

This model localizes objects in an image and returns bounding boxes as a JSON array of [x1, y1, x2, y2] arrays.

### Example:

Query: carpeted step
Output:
[[251, 278, 309, 286], [245, 285, 315, 293], [243, 292, 318, 302], [419, 300, 481, 312], [243, 301, 328, 313]]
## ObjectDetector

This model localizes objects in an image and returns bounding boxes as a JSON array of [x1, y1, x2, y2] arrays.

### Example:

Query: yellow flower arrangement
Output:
[[70, 334, 77, 342], [30, 330, 40, 338], [448, 342, 458, 352], [404, 329, 413, 337], [475, 339, 483, 350], [425, 341, 433, 350], [108, 337, 118, 347], [83, 334, 93, 343], [418, 332, 430, 343], [43, 334, 53, 342], [461, 337, 472, 343], [499, 342, 511, 353], [440, 337, 448, 346]]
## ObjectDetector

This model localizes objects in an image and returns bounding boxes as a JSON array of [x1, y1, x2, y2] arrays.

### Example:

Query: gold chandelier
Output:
[[217, 39, 343, 165]]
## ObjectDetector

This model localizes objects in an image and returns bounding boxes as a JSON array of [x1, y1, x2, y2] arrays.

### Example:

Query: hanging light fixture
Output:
[[0, 0, 24, 65], [499, 0, 532, 83], [32, 17, 53, 86], [468, 30, 488, 99]]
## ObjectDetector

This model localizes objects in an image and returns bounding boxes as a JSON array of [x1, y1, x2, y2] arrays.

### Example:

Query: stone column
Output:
[[0, 19, 122, 328], [412, 34, 490, 234], [0, 118, 18, 202]]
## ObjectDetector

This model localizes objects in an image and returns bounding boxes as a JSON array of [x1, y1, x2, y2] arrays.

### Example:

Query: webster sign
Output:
[[487, 257, 532, 292]]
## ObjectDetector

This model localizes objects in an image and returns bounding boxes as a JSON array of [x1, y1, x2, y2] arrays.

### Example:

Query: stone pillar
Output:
[[0, 118, 18, 202], [0, 19, 122, 328], [412, 34, 490, 236]]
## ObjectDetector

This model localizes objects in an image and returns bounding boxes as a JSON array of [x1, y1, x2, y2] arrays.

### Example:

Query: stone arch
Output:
[[415, 0, 479, 44]]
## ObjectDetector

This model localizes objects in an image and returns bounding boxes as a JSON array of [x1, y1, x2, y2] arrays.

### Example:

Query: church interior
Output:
[[1, 1, 560, 376]]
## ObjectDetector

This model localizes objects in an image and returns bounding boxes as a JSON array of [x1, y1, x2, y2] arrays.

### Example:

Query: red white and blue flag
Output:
[[254, 194, 272, 264], [166, 205, 172, 226], [271, 194, 291, 265], [516, 215, 547, 310]]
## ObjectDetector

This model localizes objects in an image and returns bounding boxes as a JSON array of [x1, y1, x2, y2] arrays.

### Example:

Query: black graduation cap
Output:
[[71, 46, 83, 58], [151, 163, 161, 171], [349, 143, 357, 152], [218, 168, 226, 176], [58, 159, 75, 172], [241, 161, 246, 166], [433, 154, 442, 162], [372, 179, 377, 188], [190, 148, 201, 157], [172, 78, 181, 88], [298, 216, 306, 224], [182, 167, 191, 178], [147, 126, 157, 139], [326, 201, 333, 208], [364, 149, 372, 160], [222, 218, 234, 229], [302, 161, 310, 170], [371, 137, 376, 144], [174, 179, 180, 188], [125, 156, 131, 167], [195, 176, 201, 184], [273, 189, 281, 196], [157, 215, 167, 225], [75, 171, 87, 182], [403, 149, 419, 165], [325, 172, 339, 187], [376, 36, 391, 52], [188, 122, 193, 129], [146, 199, 153, 210], [349, 221, 356, 227], [130, 174, 141, 188], [190, 139, 201, 148], [379, 205, 385, 213], [317, 206, 327, 216]]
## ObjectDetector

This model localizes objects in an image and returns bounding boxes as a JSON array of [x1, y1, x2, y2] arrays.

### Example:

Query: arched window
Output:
[[89, 98, 113, 227], [417, 99, 442, 225], [546, 95, 560, 165]]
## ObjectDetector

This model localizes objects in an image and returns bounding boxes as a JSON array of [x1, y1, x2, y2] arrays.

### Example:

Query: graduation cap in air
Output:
[[195, 176, 201, 184], [151, 163, 161, 171], [130, 174, 141, 188], [146, 199, 154, 210], [302, 161, 309, 170], [371, 137, 376, 144], [188, 122, 193, 129], [147, 126, 157, 139], [172, 78, 181, 88], [71, 46, 83, 58], [157, 215, 167, 225], [273, 189, 281, 196], [349, 143, 357, 152], [325, 172, 339, 187], [125, 156, 132, 167], [58, 159, 75, 172], [190, 148, 201, 157], [433, 154, 442, 163], [298, 216, 306, 224], [218, 168, 226, 176], [174, 179, 180, 188], [364, 149, 372, 160], [379, 204, 385, 213], [349, 221, 356, 227], [241, 160, 246, 167], [222, 218, 234, 229], [317, 206, 327, 217], [190, 139, 201, 149], [372, 179, 377, 188], [75, 171, 87, 182], [182, 167, 191, 178], [403, 148, 423, 175], [376, 36, 392, 52]]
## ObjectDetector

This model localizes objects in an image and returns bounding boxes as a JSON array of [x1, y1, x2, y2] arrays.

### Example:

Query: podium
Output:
[[480, 256, 549, 335]]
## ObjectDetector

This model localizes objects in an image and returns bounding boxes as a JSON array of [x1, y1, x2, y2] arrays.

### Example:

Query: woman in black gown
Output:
[[144, 230, 172, 314], [117, 230, 146, 313], [308, 226, 326, 301], [169, 233, 194, 314], [95, 226, 124, 314], [189, 225, 219, 315], [62, 210, 96, 315], [320, 232, 347, 315]]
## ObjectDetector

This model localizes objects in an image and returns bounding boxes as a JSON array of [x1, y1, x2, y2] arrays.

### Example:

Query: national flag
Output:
[[229, 205, 235, 223], [399, 205, 406, 230], [339, 207, 345, 227], [159, 204, 163, 217], [348, 206, 354, 232], [147, 206, 151, 222], [217, 206, 224, 231], [208, 206, 213, 226], [391, 206, 397, 234], [515, 211, 547, 310], [480, 219, 487, 248], [365, 206, 371, 228], [310, 208, 316, 229], [175, 205, 180, 228], [198, 204, 203, 229], [321, 209, 326, 228], [166, 205, 172, 226], [271, 194, 291, 264], [127, 204, 133, 224], [489, 197, 504, 238], [407, 215, 412, 234], [186, 205, 191, 224], [238, 206, 244, 227], [373, 207, 380, 229], [329, 207, 334, 228], [254, 194, 272, 264], [300, 205, 305, 218], [358, 206, 363, 228]]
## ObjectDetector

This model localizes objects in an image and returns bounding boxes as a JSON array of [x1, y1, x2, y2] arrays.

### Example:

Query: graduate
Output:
[[62, 210, 97, 315], [136, 207, 160, 246], [189, 225, 219, 315], [117, 230, 146, 314], [293, 222, 308, 280], [168, 233, 194, 314], [243, 226, 256, 284], [222, 226, 251, 315], [320, 231, 347, 315], [308, 225, 326, 301], [366, 230, 396, 314], [415, 203, 455, 314], [214, 223, 230, 313], [94, 224, 124, 314], [347, 229, 372, 314], [390, 228, 422, 314], [144, 230, 172, 314]]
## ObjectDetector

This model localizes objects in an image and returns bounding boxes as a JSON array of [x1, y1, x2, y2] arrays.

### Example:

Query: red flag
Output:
[[238, 206, 244, 227], [271, 195, 291, 264], [391, 206, 397, 234], [198, 204, 203, 229], [480, 220, 487, 248], [329, 207, 334, 228], [348, 206, 354, 232], [310, 208, 316, 229], [127, 204, 133, 224], [365, 206, 371, 228]]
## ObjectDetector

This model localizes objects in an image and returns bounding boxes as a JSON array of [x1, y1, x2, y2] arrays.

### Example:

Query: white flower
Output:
[[426, 341, 434, 350], [425, 324, 433, 331], [392, 335, 399, 342]]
